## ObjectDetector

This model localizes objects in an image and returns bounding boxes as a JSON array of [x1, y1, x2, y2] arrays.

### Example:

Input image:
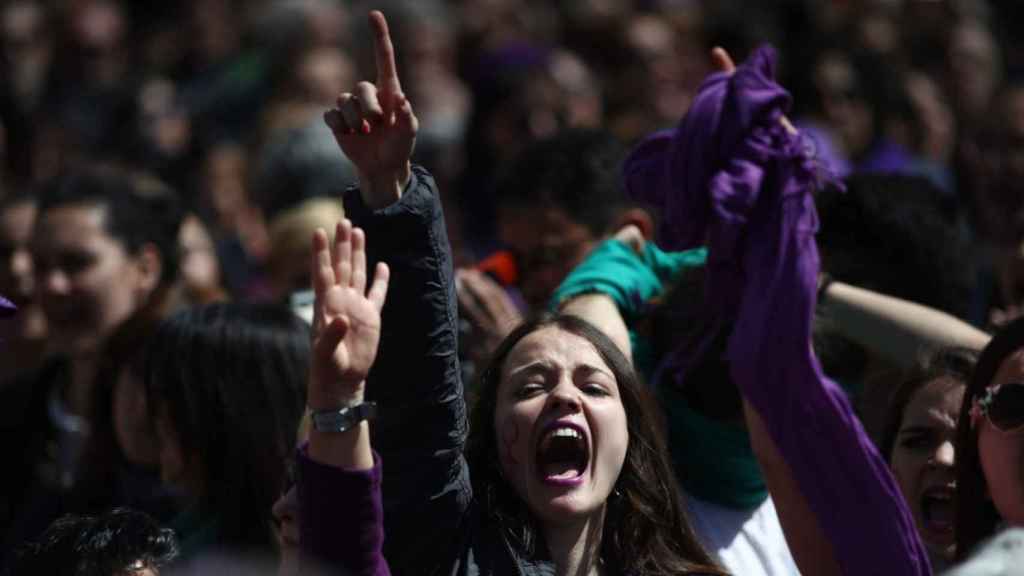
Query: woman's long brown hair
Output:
[[466, 314, 726, 575]]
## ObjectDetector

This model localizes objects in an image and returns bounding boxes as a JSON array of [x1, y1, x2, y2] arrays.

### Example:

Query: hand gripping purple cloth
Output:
[[624, 46, 931, 575]]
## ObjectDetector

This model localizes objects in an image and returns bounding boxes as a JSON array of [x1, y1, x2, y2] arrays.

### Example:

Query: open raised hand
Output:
[[309, 219, 390, 410], [324, 11, 418, 209]]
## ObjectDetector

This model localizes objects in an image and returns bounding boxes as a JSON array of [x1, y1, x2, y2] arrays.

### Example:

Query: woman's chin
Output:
[[528, 485, 608, 525]]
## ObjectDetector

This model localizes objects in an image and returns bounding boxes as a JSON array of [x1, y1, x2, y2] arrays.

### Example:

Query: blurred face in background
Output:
[[948, 20, 1000, 121], [813, 52, 874, 159], [890, 377, 963, 561], [497, 202, 598, 311], [0, 199, 36, 308], [32, 204, 154, 356]]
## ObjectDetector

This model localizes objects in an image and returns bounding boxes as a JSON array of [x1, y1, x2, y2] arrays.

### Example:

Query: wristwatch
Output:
[[310, 402, 378, 433]]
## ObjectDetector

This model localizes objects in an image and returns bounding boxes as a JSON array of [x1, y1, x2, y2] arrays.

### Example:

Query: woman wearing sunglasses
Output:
[[955, 317, 1024, 559]]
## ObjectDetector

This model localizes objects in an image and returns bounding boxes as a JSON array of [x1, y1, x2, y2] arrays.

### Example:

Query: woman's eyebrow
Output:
[[574, 363, 614, 380], [506, 361, 553, 379]]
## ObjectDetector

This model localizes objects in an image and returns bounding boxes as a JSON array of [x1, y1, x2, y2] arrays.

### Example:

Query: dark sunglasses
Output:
[[970, 381, 1024, 433]]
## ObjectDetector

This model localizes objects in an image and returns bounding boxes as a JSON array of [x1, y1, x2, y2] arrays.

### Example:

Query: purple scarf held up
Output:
[[623, 45, 931, 576]]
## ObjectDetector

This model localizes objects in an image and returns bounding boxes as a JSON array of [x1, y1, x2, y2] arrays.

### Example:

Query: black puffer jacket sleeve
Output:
[[342, 166, 471, 575]]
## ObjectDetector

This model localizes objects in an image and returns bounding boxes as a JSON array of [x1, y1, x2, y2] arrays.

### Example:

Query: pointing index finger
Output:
[[370, 11, 401, 94]]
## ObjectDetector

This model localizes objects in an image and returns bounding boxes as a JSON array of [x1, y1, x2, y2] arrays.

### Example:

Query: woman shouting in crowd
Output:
[[294, 11, 725, 576]]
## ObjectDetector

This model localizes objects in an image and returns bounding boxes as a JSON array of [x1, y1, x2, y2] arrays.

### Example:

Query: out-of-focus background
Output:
[[2, 0, 1023, 318]]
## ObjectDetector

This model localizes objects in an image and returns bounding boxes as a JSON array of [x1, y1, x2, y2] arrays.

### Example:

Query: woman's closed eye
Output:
[[899, 430, 936, 452], [582, 382, 611, 397], [515, 381, 547, 399]]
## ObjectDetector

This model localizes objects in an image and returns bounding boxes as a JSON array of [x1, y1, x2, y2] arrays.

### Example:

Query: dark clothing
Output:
[[300, 166, 475, 575], [0, 358, 178, 565]]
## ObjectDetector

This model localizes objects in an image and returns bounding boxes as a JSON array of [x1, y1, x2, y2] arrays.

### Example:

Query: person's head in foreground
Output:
[[957, 316, 1024, 558], [882, 347, 975, 566], [145, 302, 308, 556], [8, 508, 178, 575], [467, 314, 724, 575]]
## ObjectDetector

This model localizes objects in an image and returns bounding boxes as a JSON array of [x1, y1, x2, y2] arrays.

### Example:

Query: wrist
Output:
[[308, 384, 364, 412], [358, 163, 412, 210]]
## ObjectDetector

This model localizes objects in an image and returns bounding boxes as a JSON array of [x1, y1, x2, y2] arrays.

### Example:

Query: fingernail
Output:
[[361, 121, 371, 134]]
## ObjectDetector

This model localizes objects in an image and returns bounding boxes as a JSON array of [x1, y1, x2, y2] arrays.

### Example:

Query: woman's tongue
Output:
[[538, 436, 585, 481], [543, 458, 582, 481]]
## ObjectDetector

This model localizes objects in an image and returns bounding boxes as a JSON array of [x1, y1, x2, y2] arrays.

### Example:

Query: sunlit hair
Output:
[[955, 318, 1024, 559], [881, 347, 976, 462], [466, 314, 725, 575]]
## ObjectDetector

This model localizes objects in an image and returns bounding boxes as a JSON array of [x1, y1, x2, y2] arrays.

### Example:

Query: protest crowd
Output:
[[4, 0, 1024, 574]]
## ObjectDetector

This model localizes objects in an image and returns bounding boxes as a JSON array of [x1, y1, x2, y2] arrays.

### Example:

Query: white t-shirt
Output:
[[684, 490, 800, 576]]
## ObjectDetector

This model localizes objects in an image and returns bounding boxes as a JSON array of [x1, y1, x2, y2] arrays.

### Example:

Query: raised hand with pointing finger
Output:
[[324, 11, 418, 210]]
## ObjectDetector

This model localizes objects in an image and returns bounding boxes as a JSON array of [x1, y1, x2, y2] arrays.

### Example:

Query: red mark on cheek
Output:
[[499, 417, 521, 473]]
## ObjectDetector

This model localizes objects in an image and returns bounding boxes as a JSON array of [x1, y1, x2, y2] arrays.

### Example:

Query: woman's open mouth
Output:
[[535, 421, 590, 487], [920, 485, 955, 535]]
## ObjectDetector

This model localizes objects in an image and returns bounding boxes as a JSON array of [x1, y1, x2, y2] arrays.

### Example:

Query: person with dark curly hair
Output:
[[7, 508, 178, 575]]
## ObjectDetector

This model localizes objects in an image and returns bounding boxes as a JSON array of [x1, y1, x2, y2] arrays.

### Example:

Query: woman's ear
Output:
[[133, 243, 164, 297], [613, 208, 655, 242]]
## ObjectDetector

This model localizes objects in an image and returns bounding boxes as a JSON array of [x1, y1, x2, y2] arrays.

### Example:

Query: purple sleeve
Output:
[[624, 45, 931, 576], [297, 445, 391, 576]]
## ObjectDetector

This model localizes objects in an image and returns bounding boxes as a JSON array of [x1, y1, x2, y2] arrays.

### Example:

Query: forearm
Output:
[[743, 400, 842, 576], [343, 166, 465, 445], [821, 281, 990, 367], [308, 422, 374, 472], [560, 294, 633, 362], [343, 165, 468, 573], [298, 444, 390, 576], [730, 207, 930, 576]]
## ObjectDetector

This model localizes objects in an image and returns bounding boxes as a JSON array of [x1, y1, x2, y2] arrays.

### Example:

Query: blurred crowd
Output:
[[1, 0, 1023, 313], [4, 0, 1024, 574]]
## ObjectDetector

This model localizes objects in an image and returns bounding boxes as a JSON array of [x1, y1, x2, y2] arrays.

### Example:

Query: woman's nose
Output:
[[931, 440, 955, 468], [41, 267, 70, 296], [547, 381, 581, 412]]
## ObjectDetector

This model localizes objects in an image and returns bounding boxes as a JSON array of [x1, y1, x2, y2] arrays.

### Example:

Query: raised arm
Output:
[[623, 46, 931, 575], [322, 11, 469, 575], [300, 219, 391, 575], [819, 280, 991, 367]]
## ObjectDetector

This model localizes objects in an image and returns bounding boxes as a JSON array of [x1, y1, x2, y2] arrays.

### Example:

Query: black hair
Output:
[[36, 165, 184, 289], [8, 508, 178, 575], [880, 347, 977, 462], [956, 318, 1024, 558], [493, 128, 628, 237], [144, 302, 308, 553], [814, 173, 975, 383], [817, 173, 972, 317], [467, 314, 725, 575]]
